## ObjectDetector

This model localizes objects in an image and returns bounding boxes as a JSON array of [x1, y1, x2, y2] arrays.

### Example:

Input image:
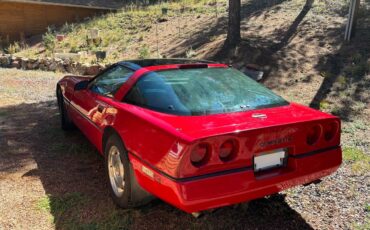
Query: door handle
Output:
[[97, 105, 104, 113]]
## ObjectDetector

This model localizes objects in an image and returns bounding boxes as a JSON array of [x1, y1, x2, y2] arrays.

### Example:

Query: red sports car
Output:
[[56, 59, 342, 213]]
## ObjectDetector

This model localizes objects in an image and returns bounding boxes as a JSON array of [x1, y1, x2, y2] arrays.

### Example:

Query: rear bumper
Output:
[[129, 146, 342, 213]]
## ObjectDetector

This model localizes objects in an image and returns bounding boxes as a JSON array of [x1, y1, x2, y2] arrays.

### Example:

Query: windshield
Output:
[[124, 67, 289, 115]]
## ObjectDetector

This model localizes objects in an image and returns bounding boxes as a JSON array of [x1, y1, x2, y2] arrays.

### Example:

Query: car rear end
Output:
[[129, 107, 341, 213]]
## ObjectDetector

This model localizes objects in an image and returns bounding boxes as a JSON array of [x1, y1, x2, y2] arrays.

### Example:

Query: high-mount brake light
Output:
[[178, 64, 208, 69]]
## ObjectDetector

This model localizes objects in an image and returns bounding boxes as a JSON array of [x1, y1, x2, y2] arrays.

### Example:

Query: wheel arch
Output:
[[56, 84, 62, 103], [102, 126, 125, 156], [102, 125, 154, 204]]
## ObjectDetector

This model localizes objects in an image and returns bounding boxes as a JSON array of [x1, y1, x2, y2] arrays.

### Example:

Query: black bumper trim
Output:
[[289, 145, 340, 159]]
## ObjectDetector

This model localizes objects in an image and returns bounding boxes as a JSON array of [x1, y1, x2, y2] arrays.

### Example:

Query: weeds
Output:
[[186, 47, 197, 58], [6, 42, 21, 54], [319, 100, 330, 111], [343, 147, 370, 174], [138, 45, 151, 59], [11, 0, 227, 61]]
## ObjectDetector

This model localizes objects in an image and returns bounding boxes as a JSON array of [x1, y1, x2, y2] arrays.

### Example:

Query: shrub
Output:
[[138, 45, 150, 59], [43, 28, 56, 53], [6, 42, 21, 54]]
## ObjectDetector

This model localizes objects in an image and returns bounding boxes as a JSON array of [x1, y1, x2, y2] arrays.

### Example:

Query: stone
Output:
[[39, 64, 46, 71], [56, 62, 66, 73], [27, 60, 39, 70], [48, 61, 57, 71], [77, 51, 88, 58], [75, 63, 87, 75], [64, 58, 72, 66], [26, 61, 33, 70], [56, 34, 66, 42], [55, 53, 80, 62], [11, 60, 20, 68], [54, 57, 62, 63], [0, 55, 11, 67], [85, 64, 101, 75], [20, 58, 29, 69]]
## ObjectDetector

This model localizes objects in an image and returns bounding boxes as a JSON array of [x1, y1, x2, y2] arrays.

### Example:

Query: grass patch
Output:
[[37, 192, 89, 224], [37, 192, 88, 213], [353, 218, 370, 230], [36, 192, 133, 229], [319, 100, 330, 111], [343, 147, 370, 174]]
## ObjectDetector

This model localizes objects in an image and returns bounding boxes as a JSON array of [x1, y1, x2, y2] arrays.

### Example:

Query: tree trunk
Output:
[[226, 0, 241, 46]]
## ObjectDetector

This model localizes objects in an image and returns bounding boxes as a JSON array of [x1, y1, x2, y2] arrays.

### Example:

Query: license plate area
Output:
[[254, 149, 287, 172]]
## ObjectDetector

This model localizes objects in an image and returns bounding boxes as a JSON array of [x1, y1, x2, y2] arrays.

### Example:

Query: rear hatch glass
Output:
[[124, 67, 289, 115]]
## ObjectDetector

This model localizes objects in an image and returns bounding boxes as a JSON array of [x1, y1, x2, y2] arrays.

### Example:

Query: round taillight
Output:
[[324, 121, 339, 141], [219, 140, 237, 161], [306, 125, 322, 145], [190, 143, 210, 166]]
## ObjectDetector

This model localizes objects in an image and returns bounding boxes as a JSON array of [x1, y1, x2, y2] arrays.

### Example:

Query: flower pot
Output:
[[162, 8, 168, 15], [95, 51, 106, 61]]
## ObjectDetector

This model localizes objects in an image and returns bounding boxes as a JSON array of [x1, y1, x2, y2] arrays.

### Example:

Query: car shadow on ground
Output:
[[0, 100, 314, 229]]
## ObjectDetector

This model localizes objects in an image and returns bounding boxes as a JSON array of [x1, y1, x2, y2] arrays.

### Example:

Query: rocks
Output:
[[11, 60, 20, 68], [0, 55, 11, 67], [56, 34, 66, 42], [84, 64, 102, 75], [54, 53, 81, 62], [20, 58, 29, 70], [0, 54, 106, 75]]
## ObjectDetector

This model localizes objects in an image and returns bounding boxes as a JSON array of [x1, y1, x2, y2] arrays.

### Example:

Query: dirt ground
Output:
[[0, 0, 369, 229]]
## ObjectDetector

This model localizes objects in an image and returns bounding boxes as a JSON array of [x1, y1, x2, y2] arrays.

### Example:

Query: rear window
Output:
[[124, 67, 289, 115]]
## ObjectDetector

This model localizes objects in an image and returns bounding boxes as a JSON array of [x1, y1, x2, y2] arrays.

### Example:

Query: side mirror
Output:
[[74, 80, 89, 91]]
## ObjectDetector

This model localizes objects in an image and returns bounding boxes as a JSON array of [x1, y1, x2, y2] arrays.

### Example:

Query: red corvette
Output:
[[56, 59, 342, 213]]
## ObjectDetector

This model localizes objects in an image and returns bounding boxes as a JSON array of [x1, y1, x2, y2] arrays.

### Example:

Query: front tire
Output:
[[104, 134, 153, 208]]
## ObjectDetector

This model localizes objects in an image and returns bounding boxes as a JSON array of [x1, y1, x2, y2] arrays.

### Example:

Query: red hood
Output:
[[127, 103, 336, 141]]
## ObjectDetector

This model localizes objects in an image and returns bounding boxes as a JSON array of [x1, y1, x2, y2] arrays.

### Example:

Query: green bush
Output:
[[42, 29, 56, 53], [138, 45, 150, 59]]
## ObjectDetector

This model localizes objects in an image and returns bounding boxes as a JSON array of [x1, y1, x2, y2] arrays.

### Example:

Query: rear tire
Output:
[[56, 87, 74, 131], [104, 133, 153, 208]]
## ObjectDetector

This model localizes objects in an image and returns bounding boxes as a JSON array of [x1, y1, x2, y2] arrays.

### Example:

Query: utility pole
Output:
[[344, 0, 360, 41]]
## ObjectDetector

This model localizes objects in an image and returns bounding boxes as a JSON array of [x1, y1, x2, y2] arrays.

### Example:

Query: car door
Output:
[[71, 65, 134, 148]]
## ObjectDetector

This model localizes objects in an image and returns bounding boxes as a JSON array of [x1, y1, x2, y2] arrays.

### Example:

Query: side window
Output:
[[90, 66, 133, 97]]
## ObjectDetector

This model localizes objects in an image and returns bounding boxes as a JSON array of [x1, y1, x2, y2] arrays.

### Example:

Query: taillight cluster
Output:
[[190, 140, 238, 167], [190, 143, 210, 166], [306, 121, 339, 146], [219, 140, 238, 161], [324, 121, 339, 141]]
